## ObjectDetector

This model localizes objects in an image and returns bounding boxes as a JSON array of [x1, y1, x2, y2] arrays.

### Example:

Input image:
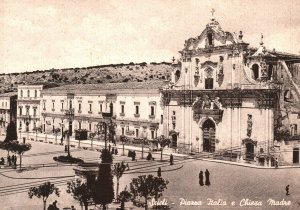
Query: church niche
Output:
[[204, 68, 214, 89]]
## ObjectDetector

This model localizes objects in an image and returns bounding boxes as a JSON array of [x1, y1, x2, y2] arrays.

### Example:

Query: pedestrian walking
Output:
[[170, 154, 174, 165], [286, 185, 290, 196], [0, 157, 4, 165], [14, 155, 17, 166], [205, 169, 210, 186], [7, 155, 11, 166], [146, 152, 152, 161], [132, 151, 136, 161], [157, 167, 162, 177], [11, 155, 15, 166], [199, 170, 204, 186]]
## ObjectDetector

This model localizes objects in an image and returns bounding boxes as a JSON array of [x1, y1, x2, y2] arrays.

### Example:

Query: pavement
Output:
[[3, 133, 300, 169], [1, 136, 300, 210], [62, 137, 300, 169]]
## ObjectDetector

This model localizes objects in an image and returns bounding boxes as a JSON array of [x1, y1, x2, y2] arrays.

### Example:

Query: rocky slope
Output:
[[0, 62, 172, 93]]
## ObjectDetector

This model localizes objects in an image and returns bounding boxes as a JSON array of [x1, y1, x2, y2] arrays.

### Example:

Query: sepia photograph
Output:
[[0, 0, 299, 209]]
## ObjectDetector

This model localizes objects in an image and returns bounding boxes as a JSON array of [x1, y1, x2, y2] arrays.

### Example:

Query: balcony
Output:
[[125, 130, 135, 136], [52, 108, 55, 112], [120, 113, 125, 117], [78, 110, 82, 114], [149, 115, 155, 119], [64, 108, 75, 115], [134, 114, 140, 118], [88, 111, 93, 114]]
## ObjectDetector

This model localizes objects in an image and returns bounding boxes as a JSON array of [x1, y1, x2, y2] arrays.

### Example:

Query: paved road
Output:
[[0, 139, 299, 210]]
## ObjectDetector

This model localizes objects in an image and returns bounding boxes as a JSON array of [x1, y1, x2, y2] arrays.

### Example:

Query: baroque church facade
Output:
[[161, 14, 300, 165]]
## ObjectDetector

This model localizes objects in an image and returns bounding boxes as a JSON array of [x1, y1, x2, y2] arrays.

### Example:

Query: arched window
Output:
[[175, 70, 181, 82], [20, 90, 23, 98], [34, 90, 37, 98], [27, 90, 30, 97], [204, 68, 214, 89], [268, 65, 273, 80], [252, 64, 259, 80]]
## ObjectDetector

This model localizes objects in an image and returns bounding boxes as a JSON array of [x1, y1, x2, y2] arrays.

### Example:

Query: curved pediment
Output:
[[183, 19, 239, 51]]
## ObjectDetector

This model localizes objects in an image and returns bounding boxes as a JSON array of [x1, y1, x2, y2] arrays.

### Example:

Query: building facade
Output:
[[40, 82, 166, 141], [0, 92, 17, 135], [16, 85, 43, 140], [161, 15, 300, 165]]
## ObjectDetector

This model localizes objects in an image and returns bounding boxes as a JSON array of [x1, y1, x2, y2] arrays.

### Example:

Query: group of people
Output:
[[146, 152, 154, 161], [128, 150, 137, 161], [0, 154, 17, 167], [108, 144, 118, 155], [199, 169, 210, 186]]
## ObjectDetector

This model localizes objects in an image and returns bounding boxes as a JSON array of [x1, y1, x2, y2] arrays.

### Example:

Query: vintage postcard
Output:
[[0, 0, 299, 209]]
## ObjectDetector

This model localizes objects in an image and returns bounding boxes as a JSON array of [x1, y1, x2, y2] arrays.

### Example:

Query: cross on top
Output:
[[211, 8, 215, 17]]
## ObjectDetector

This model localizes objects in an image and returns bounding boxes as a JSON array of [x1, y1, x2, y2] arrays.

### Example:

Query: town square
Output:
[[0, 0, 300, 209]]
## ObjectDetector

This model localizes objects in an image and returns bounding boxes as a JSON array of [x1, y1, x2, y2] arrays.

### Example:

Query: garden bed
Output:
[[53, 155, 84, 164]]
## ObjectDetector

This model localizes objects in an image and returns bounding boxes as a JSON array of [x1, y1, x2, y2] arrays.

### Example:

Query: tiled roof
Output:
[[42, 81, 168, 94], [0, 92, 17, 97]]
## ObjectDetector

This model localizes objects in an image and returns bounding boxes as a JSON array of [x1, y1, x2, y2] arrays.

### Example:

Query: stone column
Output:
[[199, 127, 203, 153]]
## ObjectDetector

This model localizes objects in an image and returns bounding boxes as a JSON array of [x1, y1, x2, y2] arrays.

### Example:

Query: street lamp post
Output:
[[65, 109, 74, 157], [65, 94, 74, 157], [19, 127, 22, 141]]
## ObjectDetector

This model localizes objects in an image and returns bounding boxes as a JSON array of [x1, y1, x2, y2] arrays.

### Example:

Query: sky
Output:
[[0, 0, 299, 73]]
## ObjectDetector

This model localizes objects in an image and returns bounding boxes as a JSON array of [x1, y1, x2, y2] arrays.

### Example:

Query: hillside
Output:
[[0, 62, 172, 92]]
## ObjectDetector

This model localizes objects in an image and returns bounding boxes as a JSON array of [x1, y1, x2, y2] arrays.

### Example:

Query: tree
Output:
[[53, 128, 61, 145], [130, 175, 169, 210], [89, 132, 96, 148], [119, 186, 132, 210], [67, 179, 92, 210], [3, 141, 13, 155], [92, 149, 114, 210], [10, 142, 31, 169], [112, 161, 127, 201], [274, 126, 291, 141], [4, 122, 17, 143], [32, 126, 42, 142], [158, 135, 171, 161], [28, 182, 60, 210]]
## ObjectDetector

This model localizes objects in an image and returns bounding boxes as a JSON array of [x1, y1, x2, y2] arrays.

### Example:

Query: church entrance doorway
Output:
[[245, 143, 255, 160], [202, 119, 215, 152], [171, 134, 177, 148]]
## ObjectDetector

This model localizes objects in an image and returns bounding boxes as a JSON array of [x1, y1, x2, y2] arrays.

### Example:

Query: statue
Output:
[[213, 97, 222, 109], [202, 95, 211, 109], [247, 114, 253, 137]]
